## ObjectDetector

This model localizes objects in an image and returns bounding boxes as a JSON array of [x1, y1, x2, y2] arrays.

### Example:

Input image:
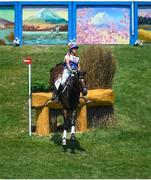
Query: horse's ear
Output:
[[83, 71, 86, 76], [79, 70, 86, 78]]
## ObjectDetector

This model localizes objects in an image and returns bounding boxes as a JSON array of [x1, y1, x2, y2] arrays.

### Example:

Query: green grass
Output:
[[0, 45, 151, 178]]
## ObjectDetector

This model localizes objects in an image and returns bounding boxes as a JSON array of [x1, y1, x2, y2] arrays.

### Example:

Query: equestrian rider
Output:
[[61, 41, 80, 86], [52, 40, 87, 102]]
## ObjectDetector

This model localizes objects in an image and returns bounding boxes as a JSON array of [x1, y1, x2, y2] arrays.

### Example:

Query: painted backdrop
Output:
[[138, 6, 151, 43], [0, 6, 14, 45], [77, 7, 130, 44], [23, 6, 68, 45]]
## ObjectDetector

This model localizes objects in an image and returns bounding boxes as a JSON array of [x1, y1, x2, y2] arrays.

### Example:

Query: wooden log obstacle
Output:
[[32, 89, 114, 136]]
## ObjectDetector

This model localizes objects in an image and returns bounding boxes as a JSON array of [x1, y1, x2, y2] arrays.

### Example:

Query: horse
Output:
[[50, 63, 87, 145]]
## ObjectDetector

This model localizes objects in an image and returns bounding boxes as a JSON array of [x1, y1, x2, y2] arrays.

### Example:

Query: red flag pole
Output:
[[23, 57, 32, 136]]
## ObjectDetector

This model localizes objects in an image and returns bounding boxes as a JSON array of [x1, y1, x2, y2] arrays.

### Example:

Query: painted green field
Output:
[[138, 28, 151, 42], [0, 45, 151, 178]]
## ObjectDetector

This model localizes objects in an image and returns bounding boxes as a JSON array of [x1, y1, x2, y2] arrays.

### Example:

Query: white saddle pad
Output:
[[54, 77, 62, 90]]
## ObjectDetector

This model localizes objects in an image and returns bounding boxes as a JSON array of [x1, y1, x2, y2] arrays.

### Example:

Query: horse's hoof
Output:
[[70, 133, 76, 141], [62, 138, 66, 146]]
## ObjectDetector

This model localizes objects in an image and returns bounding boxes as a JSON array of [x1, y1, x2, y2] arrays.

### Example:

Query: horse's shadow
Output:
[[50, 133, 86, 154]]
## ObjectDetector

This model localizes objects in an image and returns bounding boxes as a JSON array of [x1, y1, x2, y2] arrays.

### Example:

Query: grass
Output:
[[0, 45, 151, 178]]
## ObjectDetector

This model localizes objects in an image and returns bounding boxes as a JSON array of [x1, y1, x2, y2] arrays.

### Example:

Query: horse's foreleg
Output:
[[62, 130, 67, 146], [62, 109, 68, 145]]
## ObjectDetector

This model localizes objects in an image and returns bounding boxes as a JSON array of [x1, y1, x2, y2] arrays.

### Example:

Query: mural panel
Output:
[[77, 7, 130, 44], [0, 6, 14, 45], [23, 6, 68, 45], [138, 6, 151, 43]]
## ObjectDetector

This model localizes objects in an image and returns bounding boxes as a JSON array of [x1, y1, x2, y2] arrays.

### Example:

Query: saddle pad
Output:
[[54, 77, 62, 90]]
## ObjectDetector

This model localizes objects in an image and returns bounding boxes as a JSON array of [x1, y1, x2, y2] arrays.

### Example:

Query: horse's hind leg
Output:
[[70, 109, 77, 141]]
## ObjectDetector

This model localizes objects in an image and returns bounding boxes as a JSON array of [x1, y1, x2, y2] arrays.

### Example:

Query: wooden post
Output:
[[76, 105, 87, 132], [36, 106, 50, 136]]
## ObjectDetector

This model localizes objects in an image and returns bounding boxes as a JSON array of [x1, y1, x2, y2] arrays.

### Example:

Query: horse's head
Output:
[[78, 71, 87, 96]]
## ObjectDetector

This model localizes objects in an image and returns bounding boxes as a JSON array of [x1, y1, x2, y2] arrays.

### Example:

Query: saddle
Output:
[[50, 64, 87, 97], [50, 63, 64, 91]]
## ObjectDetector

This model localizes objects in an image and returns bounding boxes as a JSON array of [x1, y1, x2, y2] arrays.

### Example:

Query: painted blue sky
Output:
[[23, 6, 68, 20], [138, 8, 151, 18], [0, 7, 14, 22], [94, 8, 128, 19], [79, 7, 129, 22]]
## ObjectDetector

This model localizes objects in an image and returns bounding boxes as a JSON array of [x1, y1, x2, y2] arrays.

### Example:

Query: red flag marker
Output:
[[23, 57, 32, 65]]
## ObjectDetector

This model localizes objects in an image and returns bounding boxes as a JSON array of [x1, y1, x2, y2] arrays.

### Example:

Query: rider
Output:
[[61, 40, 80, 85], [52, 40, 87, 102]]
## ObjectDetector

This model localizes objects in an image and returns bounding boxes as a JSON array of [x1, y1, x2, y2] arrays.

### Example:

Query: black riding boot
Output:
[[82, 87, 87, 96], [51, 91, 55, 100], [52, 91, 60, 103]]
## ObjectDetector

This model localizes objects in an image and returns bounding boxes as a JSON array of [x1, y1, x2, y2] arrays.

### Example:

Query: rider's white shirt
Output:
[[61, 54, 80, 85], [64, 54, 80, 64]]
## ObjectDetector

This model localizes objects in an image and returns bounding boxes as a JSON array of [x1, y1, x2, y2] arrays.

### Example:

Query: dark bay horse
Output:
[[50, 63, 87, 145]]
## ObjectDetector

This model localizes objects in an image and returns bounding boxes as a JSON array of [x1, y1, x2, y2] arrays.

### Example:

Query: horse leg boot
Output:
[[62, 129, 67, 146], [71, 126, 75, 141]]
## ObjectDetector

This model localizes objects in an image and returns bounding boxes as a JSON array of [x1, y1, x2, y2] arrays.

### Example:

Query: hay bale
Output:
[[87, 106, 116, 128], [80, 45, 116, 89], [80, 45, 116, 127]]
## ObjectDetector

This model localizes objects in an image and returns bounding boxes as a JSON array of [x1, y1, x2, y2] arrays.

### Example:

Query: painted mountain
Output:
[[91, 12, 125, 29], [24, 8, 68, 24], [0, 18, 14, 29]]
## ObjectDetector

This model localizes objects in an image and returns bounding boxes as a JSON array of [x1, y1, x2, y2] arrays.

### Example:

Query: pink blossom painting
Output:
[[77, 7, 130, 44]]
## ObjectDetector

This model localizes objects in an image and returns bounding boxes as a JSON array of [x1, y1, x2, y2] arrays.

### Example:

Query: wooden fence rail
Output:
[[32, 89, 114, 136]]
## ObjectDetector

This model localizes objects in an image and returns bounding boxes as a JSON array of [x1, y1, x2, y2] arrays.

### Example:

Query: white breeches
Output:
[[61, 68, 71, 85]]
